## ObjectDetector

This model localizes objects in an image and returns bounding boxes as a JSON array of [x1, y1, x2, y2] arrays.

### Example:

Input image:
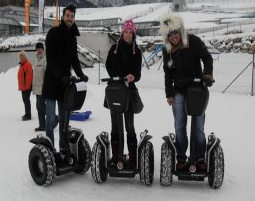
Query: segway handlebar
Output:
[[178, 78, 202, 83], [101, 77, 128, 82], [70, 76, 81, 82]]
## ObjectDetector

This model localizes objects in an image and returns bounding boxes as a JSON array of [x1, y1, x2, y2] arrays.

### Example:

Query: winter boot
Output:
[[196, 161, 207, 171], [35, 126, 45, 132], [109, 141, 119, 168], [22, 114, 31, 121], [58, 149, 73, 166], [176, 161, 187, 171]]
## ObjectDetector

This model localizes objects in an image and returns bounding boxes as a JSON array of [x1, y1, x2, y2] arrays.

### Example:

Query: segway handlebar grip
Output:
[[101, 77, 128, 82], [193, 78, 201, 82]]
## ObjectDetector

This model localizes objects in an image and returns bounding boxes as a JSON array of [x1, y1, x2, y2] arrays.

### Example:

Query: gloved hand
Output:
[[80, 74, 89, 82], [203, 74, 215, 87]]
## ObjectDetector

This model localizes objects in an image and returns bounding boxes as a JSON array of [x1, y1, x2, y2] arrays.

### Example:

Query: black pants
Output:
[[36, 95, 46, 128], [21, 90, 31, 115], [110, 107, 137, 161]]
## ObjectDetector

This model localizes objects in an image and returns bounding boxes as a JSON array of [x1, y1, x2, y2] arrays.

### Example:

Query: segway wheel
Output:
[[28, 144, 56, 186], [160, 142, 173, 186], [74, 137, 92, 174], [91, 142, 108, 183], [208, 145, 224, 189], [139, 141, 154, 186]]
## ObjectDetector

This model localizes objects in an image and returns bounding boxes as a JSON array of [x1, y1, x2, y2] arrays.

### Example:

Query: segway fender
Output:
[[137, 130, 152, 171], [206, 133, 221, 152], [162, 133, 177, 171], [96, 132, 110, 168], [96, 132, 110, 147], [137, 135, 152, 151], [69, 129, 84, 162], [69, 128, 83, 143], [162, 133, 177, 153], [162, 136, 170, 143], [206, 133, 221, 172], [29, 135, 54, 151]]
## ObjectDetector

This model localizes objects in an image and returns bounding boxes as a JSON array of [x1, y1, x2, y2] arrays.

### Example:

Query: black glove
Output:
[[203, 74, 215, 87], [80, 74, 89, 82]]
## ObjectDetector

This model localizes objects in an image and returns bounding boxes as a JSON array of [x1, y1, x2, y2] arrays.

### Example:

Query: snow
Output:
[[1, 1, 255, 200], [0, 34, 45, 50], [45, 3, 166, 22]]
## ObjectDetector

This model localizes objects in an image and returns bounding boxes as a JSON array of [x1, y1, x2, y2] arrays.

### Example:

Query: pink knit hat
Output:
[[114, 19, 137, 55], [121, 19, 137, 34]]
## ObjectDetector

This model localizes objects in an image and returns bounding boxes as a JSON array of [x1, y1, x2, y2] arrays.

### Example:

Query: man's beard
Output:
[[65, 21, 73, 28]]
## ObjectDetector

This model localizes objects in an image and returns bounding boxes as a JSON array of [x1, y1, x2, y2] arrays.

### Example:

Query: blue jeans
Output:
[[45, 99, 65, 151], [172, 93, 206, 162]]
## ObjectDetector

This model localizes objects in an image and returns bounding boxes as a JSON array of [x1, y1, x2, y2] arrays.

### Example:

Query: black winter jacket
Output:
[[105, 39, 142, 89], [42, 20, 86, 100], [163, 34, 213, 98]]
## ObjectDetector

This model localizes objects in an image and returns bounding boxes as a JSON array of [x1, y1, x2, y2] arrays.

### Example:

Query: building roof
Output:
[[0, 17, 19, 26], [0, 5, 38, 16], [0, 5, 38, 26]]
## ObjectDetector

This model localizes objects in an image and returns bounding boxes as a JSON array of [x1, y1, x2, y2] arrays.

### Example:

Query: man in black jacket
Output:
[[42, 4, 88, 155], [160, 14, 215, 171]]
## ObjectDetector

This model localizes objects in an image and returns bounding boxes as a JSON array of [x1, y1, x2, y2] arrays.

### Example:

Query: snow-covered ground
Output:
[[0, 52, 255, 201]]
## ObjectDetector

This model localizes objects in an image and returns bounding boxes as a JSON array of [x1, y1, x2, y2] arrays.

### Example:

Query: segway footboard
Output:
[[29, 134, 54, 151]]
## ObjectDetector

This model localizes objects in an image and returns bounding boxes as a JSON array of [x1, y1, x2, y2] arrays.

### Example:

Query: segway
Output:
[[28, 78, 92, 186], [160, 78, 224, 189], [91, 77, 154, 186]]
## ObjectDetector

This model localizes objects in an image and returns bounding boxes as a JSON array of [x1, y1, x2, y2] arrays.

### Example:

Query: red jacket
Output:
[[18, 59, 33, 91]]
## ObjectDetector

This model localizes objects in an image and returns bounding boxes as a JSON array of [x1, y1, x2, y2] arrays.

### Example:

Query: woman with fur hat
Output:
[[17, 51, 33, 121], [105, 19, 142, 169], [160, 14, 215, 172]]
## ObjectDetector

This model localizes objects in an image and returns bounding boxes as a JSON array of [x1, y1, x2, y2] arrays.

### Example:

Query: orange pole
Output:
[[25, 0, 32, 34], [55, 0, 59, 26]]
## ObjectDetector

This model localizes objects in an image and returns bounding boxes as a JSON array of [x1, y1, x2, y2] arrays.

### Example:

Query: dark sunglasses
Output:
[[167, 30, 181, 38]]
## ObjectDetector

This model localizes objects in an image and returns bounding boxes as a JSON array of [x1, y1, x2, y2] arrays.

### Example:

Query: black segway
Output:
[[91, 77, 154, 186], [160, 78, 224, 189], [28, 78, 92, 186]]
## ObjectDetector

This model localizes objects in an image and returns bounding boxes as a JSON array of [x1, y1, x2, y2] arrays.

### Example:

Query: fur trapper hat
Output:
[[160, 14, 188, 53]]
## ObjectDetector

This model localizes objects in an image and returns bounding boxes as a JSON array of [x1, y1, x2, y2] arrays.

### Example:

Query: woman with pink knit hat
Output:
[[105, 19, 142, 170]]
